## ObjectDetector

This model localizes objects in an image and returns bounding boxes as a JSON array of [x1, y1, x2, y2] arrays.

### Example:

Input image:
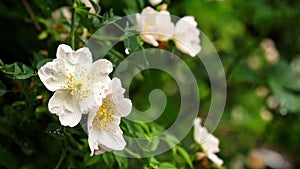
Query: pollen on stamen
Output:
[[93, 98, 115, 130]]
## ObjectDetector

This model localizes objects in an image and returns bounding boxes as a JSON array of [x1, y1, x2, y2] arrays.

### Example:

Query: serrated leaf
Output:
[[159, 162, 177, 169], [85, 155, 102, 166], [0, 80, 7, 96], [15, 64, 34, 79], [102, 9, 120, 24], [92, 15, 100, 27], [44, 123, 65, 140], [177, 146, 194, 169]]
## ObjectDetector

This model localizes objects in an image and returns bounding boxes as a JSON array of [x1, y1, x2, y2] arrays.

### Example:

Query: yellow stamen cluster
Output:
[[93, 97, 115, 130], [61, 67, 95, 101]]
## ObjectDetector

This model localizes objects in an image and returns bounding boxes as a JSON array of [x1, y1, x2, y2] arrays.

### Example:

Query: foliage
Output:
[[0, 0, 300, 168]]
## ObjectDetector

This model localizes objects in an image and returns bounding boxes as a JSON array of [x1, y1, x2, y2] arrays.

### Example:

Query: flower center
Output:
[[144, 21, 155, 33], [74, 80, 83, 90], [62, 68, 94, 101], [93, 97, 115, 130]]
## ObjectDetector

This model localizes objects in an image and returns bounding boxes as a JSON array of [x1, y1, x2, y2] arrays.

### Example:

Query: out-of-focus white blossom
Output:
[[174, 16, 201, 57], [136, 7, 174, 47], [260, 38, 280, 64], [193, 117, 223, 167]]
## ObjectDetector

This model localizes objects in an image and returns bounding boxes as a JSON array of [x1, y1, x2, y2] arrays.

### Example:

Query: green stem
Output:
[[54, 149, 67, 169], [124, 148, 141, 158], [70, 1, 76, 49]]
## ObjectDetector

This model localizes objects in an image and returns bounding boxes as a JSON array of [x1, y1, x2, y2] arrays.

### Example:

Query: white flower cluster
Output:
[[193, 118, 223, 167], [38, 44, 132, 155], [136, 6, 201, 57]]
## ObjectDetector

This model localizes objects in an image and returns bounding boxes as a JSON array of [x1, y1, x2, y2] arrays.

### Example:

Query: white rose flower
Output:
[[193, 117, 223, 167], [136, 6, 174, 47], [174, 16, 201, 57], [88, 78, 132, 156], [38, 44, 112, 127], [148, 0, 163, 6]]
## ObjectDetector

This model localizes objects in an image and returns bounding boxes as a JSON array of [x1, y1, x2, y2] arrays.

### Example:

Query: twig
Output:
[[21, 0, 41, 31], [71, 0, 77, 49]]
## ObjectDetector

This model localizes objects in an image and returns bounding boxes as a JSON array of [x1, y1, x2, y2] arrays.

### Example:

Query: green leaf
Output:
[[0, 80, 7, 96], [159, 162, 177, 169], [102, 152, 114, 169], [164, 134, 180, 149], [114, 155, 128, 169], [37, 59, 52, 70], [13, 63, 22, 76], [176, 146, 194, 169], [92, 15, 100, 27], [75, 6, 90, 17], [269, 79, 300, 112], [149, 137, 160, 151], [0, 148, 17, 169], [85, 155, 102, 166], [88, 0, 100, 13], [102, 9, 121, 24], [44, 123, 65, 140], [124, 35, 139, 55], [15, 64, 34, 79]]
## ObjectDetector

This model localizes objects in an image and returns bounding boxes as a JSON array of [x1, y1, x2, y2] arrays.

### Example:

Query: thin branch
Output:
[[21, 0, 41, 31]]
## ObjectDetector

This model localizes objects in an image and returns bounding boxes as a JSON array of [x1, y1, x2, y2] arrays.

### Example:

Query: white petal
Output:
[[141, 34, 159, 46], [193, 118, 220, 154], [88, 126, 126, 155], [137, 7, 160, 47], [73, 47, 93, 66], [89, 59, 113, 76], [174, 39, 197, 57], [156, 11, 174, 41], [38, 58, 68, 92], [202, 135, 220, 154], [115, 98, 132, 117], [78, 95, 99, 115], [207, 153, 223, 167], [56, 44, 73, 59], [48, 91, 82, 127], [142, 6, 157, 15], [193, 117, 203, 144], [87, 107, 98, 129], [149, 0, 163, 6], [57, 44, 93, 67], [111, 78, 125, 95], [174, 16, 201, 57]]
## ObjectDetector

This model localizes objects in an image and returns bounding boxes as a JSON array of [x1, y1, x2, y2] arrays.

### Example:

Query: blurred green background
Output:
[[0, 0, 300, 168]]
